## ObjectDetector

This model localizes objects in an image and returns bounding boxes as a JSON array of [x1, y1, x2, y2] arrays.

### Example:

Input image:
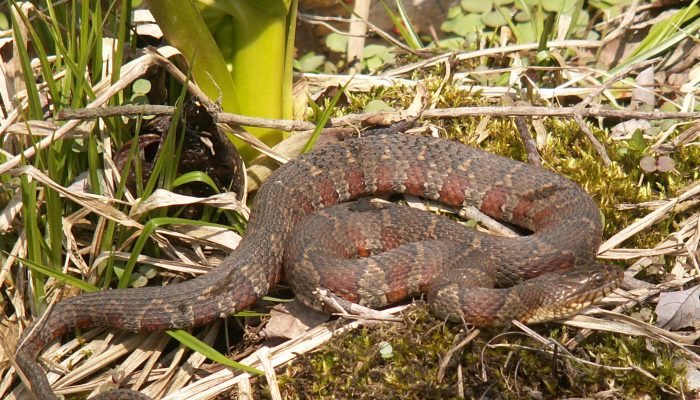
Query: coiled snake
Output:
[[15, 134, 622, 399]]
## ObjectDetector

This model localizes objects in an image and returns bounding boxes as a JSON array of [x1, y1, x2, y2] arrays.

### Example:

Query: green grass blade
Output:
[[111, 0, 131, 89], [166, 329, 264, 375], [142, 96, 185, 198], [44, 152, 64, 269], [538, 13, 556, 52], [379, 0, 423, 50], [87, 125, 102, 196], [20, 175, 46, 305], [10, 3, 43, 120], [608, 3, 700, 78], [395, 0, 423, 49], [12, 4, 67, 272], [12, 253, 99, 293], [563, 0, 584, 40], [302, 77, 353, 153], [12, 4, 60, 106], [172, 171, 221, 193], [628, 2, 700, 59], [118, 217, 233, 288]]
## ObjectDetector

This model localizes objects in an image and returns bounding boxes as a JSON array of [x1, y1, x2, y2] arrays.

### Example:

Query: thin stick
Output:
[[382, 39, 603, 78], [574, 114, 612, 166], [55, 104, 700, 128], [417, 106, 700, 121], [512, 112, 541, 166], [347, 0, 370, 73]]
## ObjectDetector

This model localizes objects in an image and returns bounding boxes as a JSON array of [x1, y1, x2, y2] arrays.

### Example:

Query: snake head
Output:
[[520, 263, 623, 324]]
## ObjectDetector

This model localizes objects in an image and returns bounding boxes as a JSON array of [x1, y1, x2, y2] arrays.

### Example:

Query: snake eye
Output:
[[589, 272, 605, 287]]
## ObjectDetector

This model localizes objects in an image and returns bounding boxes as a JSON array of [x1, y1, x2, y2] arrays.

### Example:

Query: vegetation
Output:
[[1, 0, 699, 399]]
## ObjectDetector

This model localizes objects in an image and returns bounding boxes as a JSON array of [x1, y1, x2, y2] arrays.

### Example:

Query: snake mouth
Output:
[[521, 264, 623, 324]]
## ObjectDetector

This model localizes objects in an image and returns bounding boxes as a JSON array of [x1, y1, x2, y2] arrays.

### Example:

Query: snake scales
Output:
[[15, 134, 622, 399]]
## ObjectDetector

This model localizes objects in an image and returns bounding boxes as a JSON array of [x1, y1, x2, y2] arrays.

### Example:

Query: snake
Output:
[[15, 133, 622, 399]]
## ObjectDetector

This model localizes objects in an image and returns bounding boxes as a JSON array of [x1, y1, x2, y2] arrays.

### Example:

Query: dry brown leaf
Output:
[[130, 189, 247, 219], [655, 285, 700, 330], [632, 66, 655, 107], [261, 300, 330, 340], [10, 165, 141, 229], [169, 225, 241, 252], [610, 119, 652, 140], [686, 360, 700, 391], [0, 319, 19, 367], [246, 131, 311, 192], [0, 189, 21, 233]]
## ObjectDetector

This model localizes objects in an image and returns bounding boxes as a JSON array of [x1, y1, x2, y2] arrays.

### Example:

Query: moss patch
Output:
[[266, 305, 686, 399]]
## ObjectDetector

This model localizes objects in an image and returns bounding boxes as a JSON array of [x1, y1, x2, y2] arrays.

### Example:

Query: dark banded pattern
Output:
[[16, 134, 621, 399]]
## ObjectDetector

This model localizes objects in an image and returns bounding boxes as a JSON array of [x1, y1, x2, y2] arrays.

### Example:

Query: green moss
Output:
[[267, 305, 686, 399]]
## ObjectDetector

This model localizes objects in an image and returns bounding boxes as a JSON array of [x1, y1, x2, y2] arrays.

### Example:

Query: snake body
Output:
[[15, 134, 621, 399]]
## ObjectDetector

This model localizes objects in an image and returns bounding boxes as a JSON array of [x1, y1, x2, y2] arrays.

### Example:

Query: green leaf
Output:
[[0, 12, 8, 30], [447, 5, 463, 19], [441, 13, 484, 36], [296, 52, 326, 72], [378, 341, 394, 359], [514, 11, 530, 22], [361, 45, 395, 72], [660, 102, 678, 112], [362, 44, 392, 58], [325, 32, 348, 53], [514, 22, 536, 42], [437, 37, 467, 50], [148, 0, 298, 161], [514, 0, 538, 10], [482, 9, 508, 28], [536, 50, 552, 63], [660, 119, 677, 131], [542, 0, 577, 12], [461, 0, 492, 13], [628, 130, 647, 152], [133, 79, 152, 94], [495, 72, 511, 86], [365, 56, 384, 72], [363, 99, 395, 113]]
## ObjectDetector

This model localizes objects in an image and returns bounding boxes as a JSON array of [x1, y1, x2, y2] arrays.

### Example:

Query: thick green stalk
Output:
[[145, 0, 296, 161], [144, 0, 238, 110], [220, 1, 295, 140]]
